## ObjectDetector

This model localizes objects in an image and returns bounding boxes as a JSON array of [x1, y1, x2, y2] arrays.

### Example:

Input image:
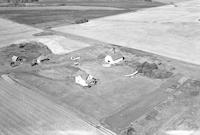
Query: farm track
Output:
[[0, 77, 106, 135]]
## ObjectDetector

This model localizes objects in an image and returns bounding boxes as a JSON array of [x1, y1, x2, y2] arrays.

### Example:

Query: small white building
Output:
[[75, 70, 94, 87], [11, 55, 18, 62], [11, 55, 26, 62], [104, 52, 125, 65], [36, 55, 49, 64], [31, 55, 49, 66]]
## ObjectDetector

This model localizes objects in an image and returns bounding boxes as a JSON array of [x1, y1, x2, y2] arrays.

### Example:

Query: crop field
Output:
[[0, 77, 105, 135], [54, 0, 200, 65], [38, 0, 164, 9], [0, 18, 42, 47], [0, 9, 128, 28], [0, 0, 164, 29]]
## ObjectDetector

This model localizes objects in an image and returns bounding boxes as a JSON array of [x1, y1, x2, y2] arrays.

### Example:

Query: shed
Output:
[[31, 55, 49, 66], [104, 52, 125, 65], [75, 70, 94, 87]]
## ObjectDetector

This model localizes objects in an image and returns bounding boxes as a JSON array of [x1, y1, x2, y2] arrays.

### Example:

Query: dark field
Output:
[[0, 0, 164, 28], [0, 9, 128, 28], [38, 0, 164, 9]]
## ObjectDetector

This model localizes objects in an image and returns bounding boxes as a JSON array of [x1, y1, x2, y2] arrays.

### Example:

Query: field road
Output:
[[0, 76, 107, 135], [54, 0, 200, 65]]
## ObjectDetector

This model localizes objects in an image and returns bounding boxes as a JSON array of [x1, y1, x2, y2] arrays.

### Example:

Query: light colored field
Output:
[[54, 0, 200, 65], [0, 18, 41, 47], [0, 76, 106, 135], [14, 35, 90, 54], [0, 18, 90, 54], [38, 0, 163, 9]]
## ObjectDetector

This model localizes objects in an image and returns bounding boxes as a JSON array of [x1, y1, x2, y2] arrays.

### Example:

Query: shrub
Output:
[[75, 18, 89, 24]]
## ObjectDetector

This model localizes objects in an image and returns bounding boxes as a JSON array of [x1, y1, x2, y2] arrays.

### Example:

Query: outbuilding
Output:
[[75, 70, 97, 87], [31, 55, 49, 66], [10, 55, 26, 67], [105, 53, 124, 65]]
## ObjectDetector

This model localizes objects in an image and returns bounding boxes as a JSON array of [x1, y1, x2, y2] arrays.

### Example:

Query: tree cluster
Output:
[[6, 0, 38, 4]]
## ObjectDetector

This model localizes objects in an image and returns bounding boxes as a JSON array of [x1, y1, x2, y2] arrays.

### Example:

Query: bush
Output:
[[145, 0, 152, 2], [136, 62, 173, 79], [75, 18, 89, 24], [7, 0, 39, 4]]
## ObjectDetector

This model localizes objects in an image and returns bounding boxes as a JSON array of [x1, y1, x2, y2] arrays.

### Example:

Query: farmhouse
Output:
[[10, 55, 26, 67], [104, 52, 125, 65]]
